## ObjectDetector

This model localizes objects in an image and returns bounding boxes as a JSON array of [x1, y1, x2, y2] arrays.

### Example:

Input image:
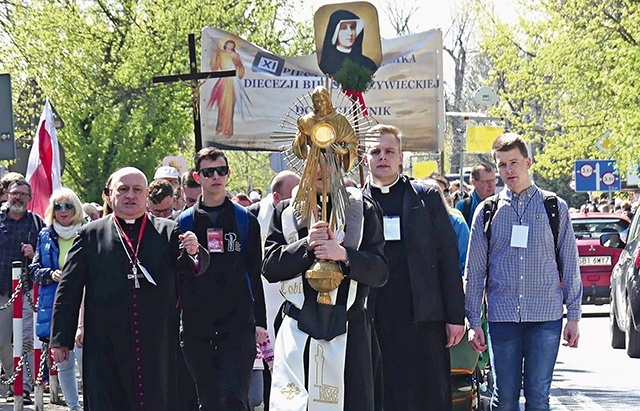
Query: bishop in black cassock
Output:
[[50, 167, 207, 411]]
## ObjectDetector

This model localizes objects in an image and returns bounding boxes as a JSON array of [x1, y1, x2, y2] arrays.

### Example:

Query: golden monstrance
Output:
[[272, 85, 375, 304]]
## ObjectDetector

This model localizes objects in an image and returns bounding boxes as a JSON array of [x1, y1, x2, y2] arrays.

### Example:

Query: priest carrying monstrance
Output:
[[262, 86, 388, 411]]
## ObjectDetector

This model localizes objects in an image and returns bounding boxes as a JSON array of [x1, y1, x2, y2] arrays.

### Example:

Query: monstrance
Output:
[[271, 84, 376, 304]]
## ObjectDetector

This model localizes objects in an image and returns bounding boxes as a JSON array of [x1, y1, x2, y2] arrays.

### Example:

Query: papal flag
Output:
[[25, 100, 62, 218]]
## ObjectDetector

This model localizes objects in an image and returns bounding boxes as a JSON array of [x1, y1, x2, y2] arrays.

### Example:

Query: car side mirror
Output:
[[600, 232, 625, 249]]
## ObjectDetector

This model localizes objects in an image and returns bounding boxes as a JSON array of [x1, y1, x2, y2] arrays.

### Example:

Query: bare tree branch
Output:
[[384, 0, 421, 36]]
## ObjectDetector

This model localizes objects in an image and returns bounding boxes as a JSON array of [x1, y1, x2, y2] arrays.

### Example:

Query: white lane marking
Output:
[[571, 393, 609, 411], [550, 395, 570, 410]]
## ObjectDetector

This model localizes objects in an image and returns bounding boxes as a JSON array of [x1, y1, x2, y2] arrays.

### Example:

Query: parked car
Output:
[[571, 212, 630, 305], [600, 210, 640, 358]]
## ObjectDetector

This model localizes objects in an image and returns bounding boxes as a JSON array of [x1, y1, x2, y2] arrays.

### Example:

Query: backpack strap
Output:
[[232, 201, 249, 259], [462, 197, 473, 226], [31, 212, 44, 234], [232, 201, 254, 302], [178, 207, 195, 232], [481, 194, 500, 283], [482, 194, 499, 243], [411, 181, 428, 205], [540, 190, 562, 280]]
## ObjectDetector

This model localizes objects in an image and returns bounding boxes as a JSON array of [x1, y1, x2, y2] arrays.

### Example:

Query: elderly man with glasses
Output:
[[0, 178, 44, 404], [455, 162, 498, 226]]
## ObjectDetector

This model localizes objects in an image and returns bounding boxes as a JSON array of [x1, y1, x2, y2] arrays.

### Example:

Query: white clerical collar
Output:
[[370, 174, 400, 194], [124, 219, 135, 224], [336, 45, 352, 54]]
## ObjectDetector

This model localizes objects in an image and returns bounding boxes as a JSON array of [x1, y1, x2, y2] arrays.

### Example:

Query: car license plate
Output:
[[579, 256, 611, 266]]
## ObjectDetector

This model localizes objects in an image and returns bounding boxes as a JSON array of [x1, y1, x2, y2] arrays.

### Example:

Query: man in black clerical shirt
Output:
[[50, 167, 205, 411], [363, 125, 465, 411], [179, 147, 266, 411]]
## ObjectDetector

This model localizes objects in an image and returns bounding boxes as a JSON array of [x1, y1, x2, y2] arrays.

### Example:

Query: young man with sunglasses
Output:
[[179, 147, 266, 411], [0, 178, 43, 404]]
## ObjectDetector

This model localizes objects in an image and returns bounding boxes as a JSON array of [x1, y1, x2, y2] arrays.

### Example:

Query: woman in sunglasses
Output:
[[29, 188, 85, 411]]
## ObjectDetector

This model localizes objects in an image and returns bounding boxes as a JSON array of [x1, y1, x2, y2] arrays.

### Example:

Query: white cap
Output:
[[249, 191, 262, 202], [154, 166, 179, 181]]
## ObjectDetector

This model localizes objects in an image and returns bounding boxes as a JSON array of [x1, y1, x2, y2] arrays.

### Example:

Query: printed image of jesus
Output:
[[207, 39, 248, 138]]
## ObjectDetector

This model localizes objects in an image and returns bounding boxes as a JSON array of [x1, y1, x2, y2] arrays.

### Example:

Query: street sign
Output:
[[269, 152, 288, 173], [574, 160, 620, 192], [595, 130, 613, 153]]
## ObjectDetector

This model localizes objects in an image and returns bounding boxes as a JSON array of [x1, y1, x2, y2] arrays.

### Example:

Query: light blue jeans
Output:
[[56, 346, 81, 410], [487, 320, 562, 411]]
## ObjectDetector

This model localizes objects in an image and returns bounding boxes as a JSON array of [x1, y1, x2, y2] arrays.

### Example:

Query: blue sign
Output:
[[574, 160, 621, 192]]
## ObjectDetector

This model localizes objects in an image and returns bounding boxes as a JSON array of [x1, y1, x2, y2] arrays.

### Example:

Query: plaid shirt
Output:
[[0, 210, 41, 296], [465, 184, 582, 328]]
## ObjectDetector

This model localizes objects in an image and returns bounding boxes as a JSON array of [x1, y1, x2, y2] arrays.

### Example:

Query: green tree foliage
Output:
[[0, 0, 313, 202], [225, 150, 272, 196], [478, 0, 640, 197]]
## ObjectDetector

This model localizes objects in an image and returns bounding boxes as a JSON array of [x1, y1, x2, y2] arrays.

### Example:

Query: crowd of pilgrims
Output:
[[0, 131, 578, 411]]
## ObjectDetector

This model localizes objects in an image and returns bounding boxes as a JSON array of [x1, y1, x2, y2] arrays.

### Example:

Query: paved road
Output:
[[0, 387, 67, 411], [548, 304, 640, 410]]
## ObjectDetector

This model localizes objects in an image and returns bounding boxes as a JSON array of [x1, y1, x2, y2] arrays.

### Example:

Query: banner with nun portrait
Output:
[[200, 25, 444, 152], [314, 2, 382, 77]]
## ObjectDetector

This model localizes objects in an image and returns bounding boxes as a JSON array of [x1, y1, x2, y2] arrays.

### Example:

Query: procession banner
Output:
[[200, 27, 444, 152]]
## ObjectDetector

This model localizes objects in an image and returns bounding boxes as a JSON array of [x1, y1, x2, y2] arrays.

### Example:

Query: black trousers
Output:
[[182, 325, 255, 411], [262, 364, 271, 411], [377, 320, 452, 411], [177, 347, 199, 411]]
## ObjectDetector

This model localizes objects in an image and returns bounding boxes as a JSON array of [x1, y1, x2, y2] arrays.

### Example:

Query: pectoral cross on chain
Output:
[[128, 264, 143, 289]]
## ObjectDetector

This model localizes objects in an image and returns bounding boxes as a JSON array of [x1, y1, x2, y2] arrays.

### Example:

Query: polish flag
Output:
[[25, 100, 62, 218]]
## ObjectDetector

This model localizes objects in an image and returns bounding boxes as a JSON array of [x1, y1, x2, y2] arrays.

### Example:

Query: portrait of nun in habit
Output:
[[319, 9, 379, 76]]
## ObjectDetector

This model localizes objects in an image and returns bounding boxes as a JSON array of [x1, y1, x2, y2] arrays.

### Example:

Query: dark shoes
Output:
[[24, 390, 33, 405], [5, 389, 32, 405]]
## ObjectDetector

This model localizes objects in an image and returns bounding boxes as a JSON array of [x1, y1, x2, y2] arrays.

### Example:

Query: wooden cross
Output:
[[153, 33, 236, 152]]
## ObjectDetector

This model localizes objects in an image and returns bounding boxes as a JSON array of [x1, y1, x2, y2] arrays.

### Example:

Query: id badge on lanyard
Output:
[[510, 225, 529, 248], [207, 228, 224, 253], [383, 216, 401, 241]]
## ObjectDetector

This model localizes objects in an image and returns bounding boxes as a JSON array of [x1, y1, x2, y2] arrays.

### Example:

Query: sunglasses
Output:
[[53, 202, 75, 212], [199, 166, 229, 178]]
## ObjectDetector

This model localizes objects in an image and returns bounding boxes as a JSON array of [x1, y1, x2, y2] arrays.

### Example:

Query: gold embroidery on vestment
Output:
[[312, 344, 339, 404], [281, 381, 301, 400]]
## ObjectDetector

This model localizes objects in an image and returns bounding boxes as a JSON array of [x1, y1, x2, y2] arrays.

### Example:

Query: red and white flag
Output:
[[25, 100, 62, 218]]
